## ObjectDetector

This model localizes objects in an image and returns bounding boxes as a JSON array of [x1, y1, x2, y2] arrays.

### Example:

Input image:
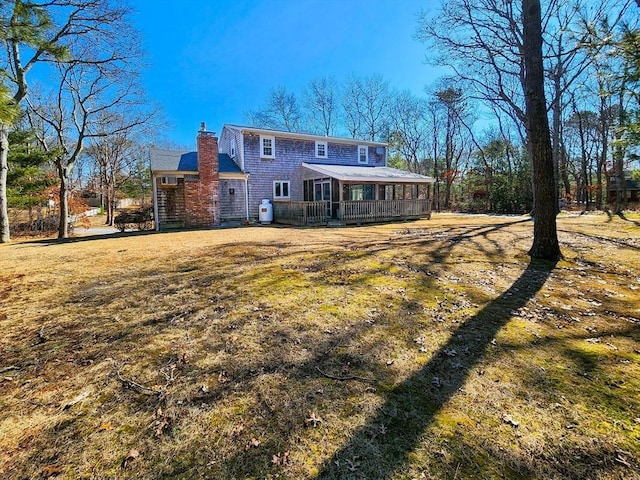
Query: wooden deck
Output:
[[273, 199, 431, 225], [272, 201, 329, 226]]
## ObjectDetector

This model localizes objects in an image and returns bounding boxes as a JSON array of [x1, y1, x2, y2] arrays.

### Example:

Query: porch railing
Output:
[[339, 199, 430, 223], [273, 199, 431, 225], [273, 201, 329, 225]]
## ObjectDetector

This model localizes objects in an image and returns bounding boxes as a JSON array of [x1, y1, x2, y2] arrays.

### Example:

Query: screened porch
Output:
[[273, 163, 435, 226]]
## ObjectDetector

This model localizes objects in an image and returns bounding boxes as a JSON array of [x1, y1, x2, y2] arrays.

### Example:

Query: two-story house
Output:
[[150, 123, 435, 230]]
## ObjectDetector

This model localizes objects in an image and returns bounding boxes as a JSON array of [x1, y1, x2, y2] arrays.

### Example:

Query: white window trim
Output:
[[273, 180, 291, 200], [160, 175, 178, 185], [260, 135, 275, 159], [230, 137, 237, 158], [315, 140, 328, 159], [358, 145, 368, 164]]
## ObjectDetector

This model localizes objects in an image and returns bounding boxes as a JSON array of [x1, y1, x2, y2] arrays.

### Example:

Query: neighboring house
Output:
[[608, 176, 640, 204], [150, 123, 435, 230]]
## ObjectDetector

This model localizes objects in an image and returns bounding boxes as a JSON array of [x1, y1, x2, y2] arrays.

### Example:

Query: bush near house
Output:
[[114, 206, 154, 232]]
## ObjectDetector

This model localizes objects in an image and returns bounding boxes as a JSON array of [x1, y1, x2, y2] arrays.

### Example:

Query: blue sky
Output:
[[132, 0, 442, 148]]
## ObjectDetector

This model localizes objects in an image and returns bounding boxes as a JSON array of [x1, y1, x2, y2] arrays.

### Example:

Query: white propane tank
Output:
[[259, 199, 273, 224]]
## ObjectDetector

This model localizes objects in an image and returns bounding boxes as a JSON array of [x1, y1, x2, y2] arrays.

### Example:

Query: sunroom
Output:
[[272, 163, 436, 225]]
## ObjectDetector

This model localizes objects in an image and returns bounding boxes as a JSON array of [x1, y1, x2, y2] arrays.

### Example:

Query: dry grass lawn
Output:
[[1, 213, 639, 479]]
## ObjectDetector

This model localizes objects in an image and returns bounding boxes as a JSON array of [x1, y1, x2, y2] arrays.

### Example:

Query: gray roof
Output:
[[219, 153, 242, 173], [302, 163, 435, 183], [224, 124, 388, 147], [150, 148, 243, 174], [150, 148, 197, 172]]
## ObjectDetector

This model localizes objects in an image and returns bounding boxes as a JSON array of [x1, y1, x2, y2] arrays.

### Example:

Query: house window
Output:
[[260, 135, 275, 159], [160, 176, 178, 186], [315, 141, 328, 159], [358, 145, 368, 164], [230, 138, 237, 158], [273, 180, 290, 199]]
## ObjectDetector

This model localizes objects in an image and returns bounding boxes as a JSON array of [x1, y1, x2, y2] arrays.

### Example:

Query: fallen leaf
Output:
[[98, 422, 112, 431], [272, 451, 290, 467], [62, 391, 89, 410], [503, 414, 519, 428], [305, 411, 323, 427], [249, 437, 261, 448], [41, 464, 64, 478], [121, 449, 140, 469]]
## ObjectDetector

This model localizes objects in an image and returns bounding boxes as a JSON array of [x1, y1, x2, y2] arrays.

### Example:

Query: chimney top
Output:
[[198, 121, 216, 136]]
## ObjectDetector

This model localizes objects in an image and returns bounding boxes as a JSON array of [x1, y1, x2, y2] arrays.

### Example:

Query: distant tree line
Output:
[[246, 0, 640, 219]]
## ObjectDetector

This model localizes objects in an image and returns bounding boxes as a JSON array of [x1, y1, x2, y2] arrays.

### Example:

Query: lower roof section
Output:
[[302, 163, 435, 184]]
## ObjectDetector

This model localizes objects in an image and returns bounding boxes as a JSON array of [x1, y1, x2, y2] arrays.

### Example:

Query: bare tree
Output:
[[1, 0, 153, 241], [434, 86, 473, 209], [523, 0, 561, 260], [303, 76, 339, 136], [417, 0, 528, 130], [0, 0, 68, 243], [545, 0, 632, 206], [85, 133, 130, 225], [341, 74, 391, 141], [389, 90, 431, 174], [27, 36, 152, 238], [246, 86, 302, 132]]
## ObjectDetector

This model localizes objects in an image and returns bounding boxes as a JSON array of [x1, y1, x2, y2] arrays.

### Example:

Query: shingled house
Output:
[[150, 123, 435, 230]]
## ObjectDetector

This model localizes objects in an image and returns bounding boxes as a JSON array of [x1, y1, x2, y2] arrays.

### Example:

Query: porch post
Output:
[[152, 176, 159, 231], [244, 175, 250, 221], [338, 181, 343, 220]]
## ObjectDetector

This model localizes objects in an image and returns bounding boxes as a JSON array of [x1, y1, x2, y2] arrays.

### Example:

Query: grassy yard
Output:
[[1, 213, 639, 479]]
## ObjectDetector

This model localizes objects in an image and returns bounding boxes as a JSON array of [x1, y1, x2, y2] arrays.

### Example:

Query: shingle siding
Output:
[[220, 178, 247, 220], [219, 127, 244, 170], [242, 133, 386, 219]]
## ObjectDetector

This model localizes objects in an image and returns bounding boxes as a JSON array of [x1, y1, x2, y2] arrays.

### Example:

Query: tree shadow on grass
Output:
[[316, 259, 557, 479], [616, 211, 640, 227]]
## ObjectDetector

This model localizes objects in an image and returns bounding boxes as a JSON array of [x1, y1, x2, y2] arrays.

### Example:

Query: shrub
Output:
[[114, 206, 154, 232]]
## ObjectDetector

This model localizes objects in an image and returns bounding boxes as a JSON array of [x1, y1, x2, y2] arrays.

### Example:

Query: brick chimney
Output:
[[184, 122, 220, 227]]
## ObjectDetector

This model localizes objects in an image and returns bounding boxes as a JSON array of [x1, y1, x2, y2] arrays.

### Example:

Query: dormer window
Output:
[[315, 141, 328, 159], [358, 145, 368, 164], [260, 135, 275, 159]]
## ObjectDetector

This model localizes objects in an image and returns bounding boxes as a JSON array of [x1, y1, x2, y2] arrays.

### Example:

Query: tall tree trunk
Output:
[[551, 71, 562, 211], [523, 0, 561, 260], [597, 88, 609, 210], [56, 161, 71, 239], [614, 90, 626, 214], [0, 125, 10, 243]]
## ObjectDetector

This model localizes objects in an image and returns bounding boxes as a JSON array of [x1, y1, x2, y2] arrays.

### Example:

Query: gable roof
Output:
[[223, 124, 387, 147], [302, 163, 435, 184], [150, 148, 243, 174], [150, 148, 198, 172]]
